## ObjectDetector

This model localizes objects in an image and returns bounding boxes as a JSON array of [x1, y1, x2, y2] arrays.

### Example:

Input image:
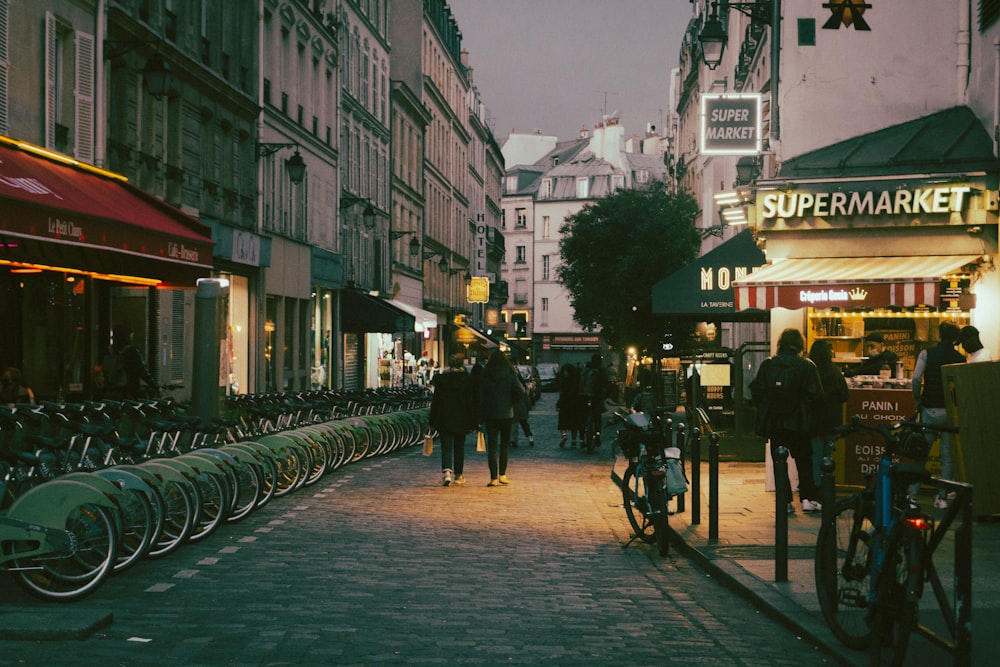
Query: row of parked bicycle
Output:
[[0, 386, 432, 601]]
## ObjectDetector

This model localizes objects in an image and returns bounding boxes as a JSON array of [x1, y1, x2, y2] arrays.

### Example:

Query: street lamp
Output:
[[257, 143, 307, 184], [391, 230, 421, 257], [697, 1, 773, 70], [340, 192, 376, 230], [104, 41, 174, 98]]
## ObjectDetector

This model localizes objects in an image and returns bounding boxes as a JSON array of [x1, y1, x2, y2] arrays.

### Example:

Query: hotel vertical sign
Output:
[[700, 93, 762, 155]]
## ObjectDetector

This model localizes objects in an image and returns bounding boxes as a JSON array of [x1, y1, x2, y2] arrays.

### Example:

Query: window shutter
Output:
[[74, 30, 94, 163], [0, 0, 9, 135], [44, 12, 57, 149]]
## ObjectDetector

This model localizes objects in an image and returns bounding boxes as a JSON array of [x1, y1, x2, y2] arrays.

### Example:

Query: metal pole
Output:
[[708, 432, 720, 540], [774, 445, 789, 582], [192, 278, 229, 420], [675, 422, 686, 514], [691, 426, 701, 526]]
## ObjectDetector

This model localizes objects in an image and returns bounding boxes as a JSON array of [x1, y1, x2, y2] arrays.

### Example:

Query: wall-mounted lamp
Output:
[[735, 155, 762, 185], [340, 192, 376, 229], [438, 256, 450, 274], [391, 230, 421, 257], [104, 41, 173, 98], [257, 143, 306, 184], [698, 1, 773, 70]]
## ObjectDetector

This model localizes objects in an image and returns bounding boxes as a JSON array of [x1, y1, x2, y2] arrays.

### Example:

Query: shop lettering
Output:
[[799, 288, 852, 304], [760, 185, 971, 219], [47, 217, 83, 239], [700, 266, 750, 291], [861, 400, 898, 412], [168, 242, 200, 263], [704, 126, 756, 141]]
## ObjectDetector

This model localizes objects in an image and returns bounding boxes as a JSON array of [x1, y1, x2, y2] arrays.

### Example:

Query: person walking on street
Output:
[[510, 372, 534, 447], [808, 340, 849, 490], [428, 354, 477, 486], [580, 353, 610, 451], [751, 328, 824, 513], [478, 350, 525, 486], [556, 364, 584, 447], [912, 320, 965, 508]]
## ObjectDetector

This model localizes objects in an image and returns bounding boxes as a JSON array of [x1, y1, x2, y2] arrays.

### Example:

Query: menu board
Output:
[[841, 388, 916, 486], [660, 370, 678, 410]]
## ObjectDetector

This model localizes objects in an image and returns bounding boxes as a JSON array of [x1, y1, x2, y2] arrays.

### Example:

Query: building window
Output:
[[541, 297, 549, 326], [540, 178, 552, 198], [501, 208, 506, 229], [576, 177, 589, 198], [505, 174, 517, 192], [515, 207, 527, 228], [612, 174, 625, 191], [542, 215, 550, 238], [515, 245, 526, 264], [512, 312, 528, 338], [542, 255, 550, 281], [636, 168, 649, 184]]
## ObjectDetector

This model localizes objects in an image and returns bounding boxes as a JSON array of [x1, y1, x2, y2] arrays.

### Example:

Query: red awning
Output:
[[733, 255, 981, 311], [0, 140, 213, 287]]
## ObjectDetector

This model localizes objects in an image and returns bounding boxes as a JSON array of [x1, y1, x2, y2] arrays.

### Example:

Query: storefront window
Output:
[[265, 296, 278, 392]]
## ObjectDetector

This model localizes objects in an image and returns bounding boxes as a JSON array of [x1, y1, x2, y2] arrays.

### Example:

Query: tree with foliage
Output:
[[558, 183, 701, 352]]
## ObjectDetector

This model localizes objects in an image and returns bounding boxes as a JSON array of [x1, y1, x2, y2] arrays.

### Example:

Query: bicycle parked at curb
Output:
[[814, 415, 973, 666], [611, 408, 687, 557]]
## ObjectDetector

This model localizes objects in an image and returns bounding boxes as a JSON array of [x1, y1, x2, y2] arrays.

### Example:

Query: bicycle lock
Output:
[[708, 432, 720, 540], [774, 446, 789, 582]]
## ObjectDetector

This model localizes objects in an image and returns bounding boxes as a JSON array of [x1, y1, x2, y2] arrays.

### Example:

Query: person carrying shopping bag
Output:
[[428, 354, 477, 486], [477, 350, 525, 487]]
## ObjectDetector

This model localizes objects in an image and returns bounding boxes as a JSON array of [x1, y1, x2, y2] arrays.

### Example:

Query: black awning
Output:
[[341, 290, 415, 333], [652, 229, 766, 316]]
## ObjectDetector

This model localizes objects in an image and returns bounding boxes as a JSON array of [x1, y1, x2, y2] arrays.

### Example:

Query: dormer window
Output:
[[540, 178, 552, 198], [576, 177, 589, 198]]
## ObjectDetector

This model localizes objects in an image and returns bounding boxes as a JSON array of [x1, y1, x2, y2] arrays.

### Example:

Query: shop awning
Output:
[[652, 229, 766, 316], [733, 255, 982, 311], [341, 290, 415, 333], [388, 299, 438, 332], [455, 324, 498, 348], [0, 139, 213, 287]]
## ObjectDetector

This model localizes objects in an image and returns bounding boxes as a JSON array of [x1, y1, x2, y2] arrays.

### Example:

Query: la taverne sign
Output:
[[700, 93, 762, 155]]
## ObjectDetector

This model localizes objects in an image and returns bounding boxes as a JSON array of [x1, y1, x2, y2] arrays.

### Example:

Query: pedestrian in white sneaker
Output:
[[429, 354, 477, 487]]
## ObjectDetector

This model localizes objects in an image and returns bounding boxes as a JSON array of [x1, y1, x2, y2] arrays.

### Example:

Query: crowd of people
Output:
[[751, 321, 985, 514], [426, 351, 615, 487]]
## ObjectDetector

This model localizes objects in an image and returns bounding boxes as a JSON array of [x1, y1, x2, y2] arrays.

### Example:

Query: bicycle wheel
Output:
[[8, 503, 118, 601], [146, 478, 196, 558], [815, 495, 873, 650], [869, 538, 916, 666], [621, 466, 656, 543], [650, 482, 670, 556]]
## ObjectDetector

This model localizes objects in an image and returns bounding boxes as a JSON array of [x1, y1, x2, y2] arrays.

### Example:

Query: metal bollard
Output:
[[708, 432, 720, 541], [690, 427, 701, 526], [820, 456, 836, 526], [675, 422, 686, 514], [774, 445, 789, 582]]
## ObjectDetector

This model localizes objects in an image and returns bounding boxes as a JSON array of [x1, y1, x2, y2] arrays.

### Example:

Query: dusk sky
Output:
[[447, 0, 692, 144]]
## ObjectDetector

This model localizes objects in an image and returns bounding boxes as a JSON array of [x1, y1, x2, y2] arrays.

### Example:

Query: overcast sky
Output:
[[447, 0, 692, 144]]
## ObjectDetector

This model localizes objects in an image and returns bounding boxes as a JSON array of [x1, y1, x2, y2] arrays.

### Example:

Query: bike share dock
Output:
[[665, 455, 1000, 666]]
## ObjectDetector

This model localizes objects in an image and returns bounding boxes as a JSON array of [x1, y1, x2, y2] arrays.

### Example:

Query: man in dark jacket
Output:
[[750, 328, 824, 513], [429, 354, 477, 486], [911, 320, 965, 508]]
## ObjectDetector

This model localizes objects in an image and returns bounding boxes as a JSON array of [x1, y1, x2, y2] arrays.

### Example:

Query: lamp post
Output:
[[257, 143, 307, 184], [697, 0, 780, 141]]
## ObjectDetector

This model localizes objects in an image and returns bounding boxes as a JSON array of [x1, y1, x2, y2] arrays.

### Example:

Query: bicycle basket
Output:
[[617, 429, 640, 458], [896, 428, 931, 463]]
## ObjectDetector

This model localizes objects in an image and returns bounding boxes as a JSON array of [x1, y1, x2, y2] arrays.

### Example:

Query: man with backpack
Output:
[[750, 328, 824, 513]]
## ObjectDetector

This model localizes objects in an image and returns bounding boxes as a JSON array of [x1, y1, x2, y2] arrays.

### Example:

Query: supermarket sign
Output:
[[700, 93, 762, 155]]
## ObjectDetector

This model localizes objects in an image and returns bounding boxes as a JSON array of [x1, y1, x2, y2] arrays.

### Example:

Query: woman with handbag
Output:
[[478, 350, 525, 486], [429, 354, 477, 486]]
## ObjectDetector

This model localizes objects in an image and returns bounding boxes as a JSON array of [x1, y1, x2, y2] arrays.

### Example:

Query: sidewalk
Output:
[[666, 458, 1000, 666]]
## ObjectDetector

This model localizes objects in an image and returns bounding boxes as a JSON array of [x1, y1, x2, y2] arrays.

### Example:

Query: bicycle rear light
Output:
[[903, 515, 933, 531]]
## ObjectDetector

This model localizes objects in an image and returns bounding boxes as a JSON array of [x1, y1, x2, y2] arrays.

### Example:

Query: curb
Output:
[[668, 527, 863, 667]]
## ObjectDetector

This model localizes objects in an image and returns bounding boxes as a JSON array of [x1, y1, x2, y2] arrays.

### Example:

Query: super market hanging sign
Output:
[[701, 94, 762, 156]]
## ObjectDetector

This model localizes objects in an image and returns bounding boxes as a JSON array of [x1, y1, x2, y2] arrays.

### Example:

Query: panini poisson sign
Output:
[[700, 93, 762, 155]]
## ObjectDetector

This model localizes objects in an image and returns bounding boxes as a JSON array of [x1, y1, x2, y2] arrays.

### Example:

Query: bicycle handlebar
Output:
[[833, 415, 959, 439]]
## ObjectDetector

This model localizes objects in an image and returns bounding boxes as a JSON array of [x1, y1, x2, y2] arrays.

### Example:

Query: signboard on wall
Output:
[[700, 93, 762, 155]]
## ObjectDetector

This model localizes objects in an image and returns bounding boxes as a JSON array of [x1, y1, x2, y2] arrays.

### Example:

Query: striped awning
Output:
[[733, 255, 981, 311]]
